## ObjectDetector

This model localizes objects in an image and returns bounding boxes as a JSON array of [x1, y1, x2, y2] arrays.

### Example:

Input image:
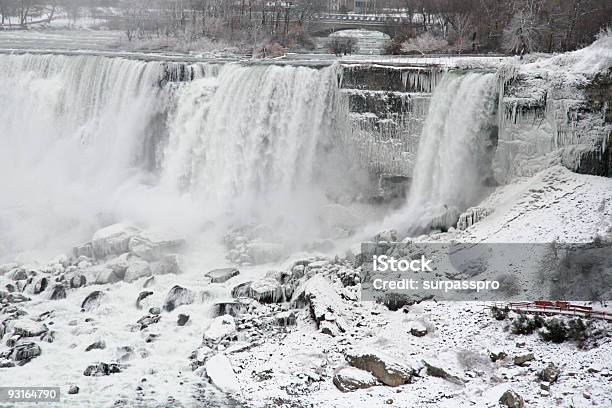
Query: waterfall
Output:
[[392, 71, 498, 235], [162, 64, 343, 221], [0, 54, 351, 259]]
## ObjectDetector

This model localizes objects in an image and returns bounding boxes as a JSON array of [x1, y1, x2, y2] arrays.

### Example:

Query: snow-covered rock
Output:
[[123, 259, 151, 283], [206, 267, 240, 284], [333, 366, 379, 392], [345, 348, 415, 387], [499, 389, 525, 408], [163, 285, 195, 312], [204, 354, 240, 394], [81, 290, 107, 312], [204, 315, 236, 343], [91, 224, 140, 259]]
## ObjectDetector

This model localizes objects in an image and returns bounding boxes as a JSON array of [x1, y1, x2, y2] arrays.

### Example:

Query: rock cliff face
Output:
[[494, 66, 611, 182], [339, 54, 610, 203], [339, 65, 441, 201]]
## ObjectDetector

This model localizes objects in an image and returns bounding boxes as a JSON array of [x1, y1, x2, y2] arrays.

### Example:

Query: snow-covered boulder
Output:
[[248, 277, 284, 303], [128, 235, 185, 262], [333, 366, 379, 392], [163, 285, 195, 312], [204, 354, 240, 394], [91, 224, 140, 259], [538, 362, 560, 383], [81, 290, 107, 312], [206, 267, 240, 284], [345, 348, 416, 387], [9, 319, 47, 337], [410, 321, 428, 337], [124, 259, 152, 283], [296, 274, 350, 336], [499, 389, 525, 408], [422, 359, 465, 385], [204, 315, 236, 343]]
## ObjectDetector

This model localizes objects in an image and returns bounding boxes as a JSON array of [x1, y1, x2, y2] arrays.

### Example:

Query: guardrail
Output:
[[490, 301, 612, 322]]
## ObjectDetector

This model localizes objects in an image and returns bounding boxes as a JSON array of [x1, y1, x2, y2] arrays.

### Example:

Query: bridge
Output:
[[308, 13, 418, 37]]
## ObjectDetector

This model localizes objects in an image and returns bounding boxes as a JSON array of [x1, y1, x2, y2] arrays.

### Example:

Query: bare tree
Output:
[[502, 5, 546, 55], [401, 31, 448, 54]]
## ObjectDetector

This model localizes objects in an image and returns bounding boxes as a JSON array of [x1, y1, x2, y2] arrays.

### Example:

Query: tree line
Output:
[[1, 0, 610, 54]]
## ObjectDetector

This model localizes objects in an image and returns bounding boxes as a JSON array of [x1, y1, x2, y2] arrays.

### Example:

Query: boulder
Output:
[[538, 363, 560, 383], [82, 266, 123, 285], [163, 286, 195, 312], [231, 281, 252, 298], [137, 314, 161, 330], [206, 268, 240, 284], [8, 268, 27, 281], [136, 291, 154, 309], [70, 274, 87, 289], [297, 275, 349, 336], [345, 348, 415, 387], [422, 360, 465, 385], [410, 321, 428, 337], [177, 314, 190, 326], [10, 342, 41, 362], [247, 278, 285, 303], [83, 362, 122, 376], [68, 385, 79, 395], [85, 340, 106, 352], [212, 302, 248, 318], [204, 354, 240, 394], [513, 353, 535, 366], [275, 311, 297, 327], [489, 350, 508, 362], [49, 285, 66, 300], [81, 291, 107, 312], [124, 260, 152, 283], [10, 319, 47, 337], [128, 235, 185, 262], [204, 315, 236, 343], [499, 389, 525, 408], [333, 366, 379, 392], [91, 224, 140, 258], [29, 276, 49, 294]]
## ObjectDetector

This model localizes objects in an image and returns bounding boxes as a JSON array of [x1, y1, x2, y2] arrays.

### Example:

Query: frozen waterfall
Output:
[[387, 71, 498, 235], [0, 54, 353, 259]]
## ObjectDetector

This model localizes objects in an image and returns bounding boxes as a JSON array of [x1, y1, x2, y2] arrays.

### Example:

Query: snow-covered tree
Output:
[[401, 32, 448, 55], [502, 7, 545, 55]]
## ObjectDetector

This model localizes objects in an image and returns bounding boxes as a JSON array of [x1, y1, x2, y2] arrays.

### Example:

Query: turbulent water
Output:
[[0, 54, 357, 260], [388, 71, 498, 235]]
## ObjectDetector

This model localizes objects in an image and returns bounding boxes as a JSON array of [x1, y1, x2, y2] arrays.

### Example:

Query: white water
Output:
[[0, 54, 358, 260], [384, 71, 498, 235]]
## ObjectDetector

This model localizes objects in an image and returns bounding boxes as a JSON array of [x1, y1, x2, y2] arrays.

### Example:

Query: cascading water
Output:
[[162, 64, 347, 231], [0, 53, 360, 260], [386, 71, 498, 235]]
